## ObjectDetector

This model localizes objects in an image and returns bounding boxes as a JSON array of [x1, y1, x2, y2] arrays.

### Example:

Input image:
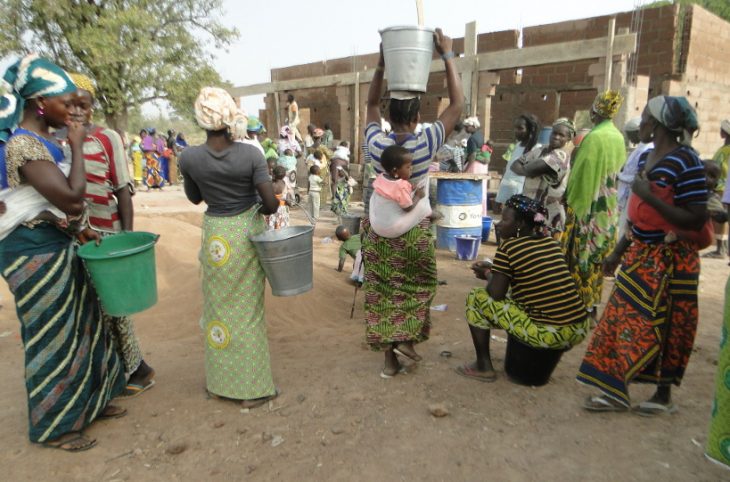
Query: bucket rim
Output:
[[250, 225, 314, 243], [455, 235, 480, 240], [78, 231, 159, 260], [379, 25, 435, 34]]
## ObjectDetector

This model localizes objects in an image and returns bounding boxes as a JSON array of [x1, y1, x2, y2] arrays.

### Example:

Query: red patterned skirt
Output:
[[576, 240, 700, 406]]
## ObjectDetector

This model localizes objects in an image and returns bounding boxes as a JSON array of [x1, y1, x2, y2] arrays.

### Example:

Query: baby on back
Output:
[[369, 145, 432, 238]]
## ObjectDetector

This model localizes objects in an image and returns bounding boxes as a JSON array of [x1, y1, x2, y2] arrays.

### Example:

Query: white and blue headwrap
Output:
[[0, 53, 77, 142]]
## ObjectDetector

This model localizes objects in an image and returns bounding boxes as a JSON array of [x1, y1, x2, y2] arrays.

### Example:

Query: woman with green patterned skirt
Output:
[[179, 87, 280, 409], [706, 276, 730, 469], [458, 195, 589, 382]]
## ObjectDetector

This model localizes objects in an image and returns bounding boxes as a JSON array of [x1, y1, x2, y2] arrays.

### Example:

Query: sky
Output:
[[214, 0, 643, 116]]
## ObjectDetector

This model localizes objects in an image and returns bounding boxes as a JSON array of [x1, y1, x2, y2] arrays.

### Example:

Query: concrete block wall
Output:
[[677, 5, 730, 157]]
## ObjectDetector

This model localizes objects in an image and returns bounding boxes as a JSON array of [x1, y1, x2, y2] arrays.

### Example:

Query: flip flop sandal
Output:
[[455, 364, 497, 383], [393, 346, 423, 362], [118, 379, 156, 399], [380, 366, 407, 379], [702, 251, 724, 259], [582, 395, 629, 412], [98, 406, 128, 420], [42, 433, 97, 452], [635, 401, 678, 417]]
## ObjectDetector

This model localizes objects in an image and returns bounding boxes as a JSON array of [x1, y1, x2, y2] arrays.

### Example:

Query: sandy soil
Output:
[[1, 186, 728, 481]]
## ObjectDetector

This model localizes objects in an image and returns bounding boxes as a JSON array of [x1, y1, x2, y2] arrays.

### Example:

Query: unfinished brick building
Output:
[[232, 3, 730, 173]]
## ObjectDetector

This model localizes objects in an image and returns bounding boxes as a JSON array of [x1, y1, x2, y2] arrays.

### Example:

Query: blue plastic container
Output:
[[538, 126, 552, 146], [481, 216, 492, 243], [455, 236, 480, 261], [436, 179, 483, 252]]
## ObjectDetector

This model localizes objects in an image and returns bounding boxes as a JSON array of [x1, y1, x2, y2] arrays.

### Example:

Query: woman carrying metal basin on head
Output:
[[178, 87, 281, 409], [363, 26, 464, 378]]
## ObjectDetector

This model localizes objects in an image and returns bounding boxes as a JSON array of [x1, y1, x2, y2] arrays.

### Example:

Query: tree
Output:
[[0, 0, 239, 133], [645, 0, 730, 21]]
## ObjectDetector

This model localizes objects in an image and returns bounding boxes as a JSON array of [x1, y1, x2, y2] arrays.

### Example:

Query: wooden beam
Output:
[[228, 33, 637, 97], [463, 21, 478, 116], [604, 17, 616, 91], [353, 72, 360, 164]]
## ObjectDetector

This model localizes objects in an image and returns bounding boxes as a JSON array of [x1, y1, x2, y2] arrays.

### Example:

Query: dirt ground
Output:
[[1, 186, 729, 481]]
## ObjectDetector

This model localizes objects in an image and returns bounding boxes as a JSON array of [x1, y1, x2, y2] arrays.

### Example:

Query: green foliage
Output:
[[0, 0, 239, 131], [644, 0, 730, 21]]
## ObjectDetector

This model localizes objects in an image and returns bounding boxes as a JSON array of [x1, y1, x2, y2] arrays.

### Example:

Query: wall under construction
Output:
[[255, 4, 729, 171]]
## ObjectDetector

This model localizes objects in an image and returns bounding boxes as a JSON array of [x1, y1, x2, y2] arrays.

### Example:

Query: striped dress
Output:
[[466, 235, 589, 349], [1, 132, 125, 442]]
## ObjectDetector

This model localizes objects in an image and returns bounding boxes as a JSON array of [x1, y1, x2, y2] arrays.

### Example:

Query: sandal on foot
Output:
[[455, 364, 497, 383], [241, 389, 280, 409], [42, 432, 97, 452], [635, 401, 677, 417], [380, 366, 407, 379], [582, 395, 629, 412], [393, 345, 423, 362], [702, 251, 724, 259], [118, 379, 156, 399], [98, 405, 127, 420]]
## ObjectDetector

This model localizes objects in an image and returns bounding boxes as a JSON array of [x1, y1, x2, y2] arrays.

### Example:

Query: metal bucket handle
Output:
[[252, 202, 316, 226]]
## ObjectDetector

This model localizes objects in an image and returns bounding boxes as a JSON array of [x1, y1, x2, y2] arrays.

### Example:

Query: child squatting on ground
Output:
[[335, 225, 363, 284]]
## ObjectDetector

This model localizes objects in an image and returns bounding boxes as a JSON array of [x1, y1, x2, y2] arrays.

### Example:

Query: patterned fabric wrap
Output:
[[0, 54, 77, 142], [362, 217, 437, 350], [331, 179, 351, 216], [68, 73, 95, 97], [144, 151, 165, 188], [591, 90, 623, 119], [200, 207, 276, 400], [577, 240, 700, 406], [0, 224, 125, 442], [561, 202, 618, 309], [194, 87, 241, 132], [647, 96, 698, 147], [706, 276, 730, 469], [466, 287, 590, 349], [713, 144, 730, 196]]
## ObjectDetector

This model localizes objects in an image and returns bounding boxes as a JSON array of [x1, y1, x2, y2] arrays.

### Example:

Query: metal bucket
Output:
[[250, 225, 314, 297], [341, 214, 361, 235], [380, 26, 434, 93]]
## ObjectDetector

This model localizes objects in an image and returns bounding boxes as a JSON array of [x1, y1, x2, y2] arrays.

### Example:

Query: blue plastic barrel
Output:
[[482, 216, 492, 243], [436, 179, 483, 251], [538, 126, 552, 146]]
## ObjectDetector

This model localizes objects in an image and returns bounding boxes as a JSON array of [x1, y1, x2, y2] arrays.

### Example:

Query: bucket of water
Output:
[[504, 335, 566, 387], [481, 216, 492, 243], [455, 235, 480, 261], [77, 231, 160, 316], [341, 214, 361, 235], [380, 26, 435, 93], [250, 225, 314, 296]]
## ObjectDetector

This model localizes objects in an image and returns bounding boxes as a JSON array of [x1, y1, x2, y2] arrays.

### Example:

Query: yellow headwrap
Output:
[[592, 90, 623, 119], [69, 73, 96, 97]]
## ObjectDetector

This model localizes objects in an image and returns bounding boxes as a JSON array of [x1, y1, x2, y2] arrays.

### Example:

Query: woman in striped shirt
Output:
[[459, 195, 589, 382], [579, 96, 706, 415]]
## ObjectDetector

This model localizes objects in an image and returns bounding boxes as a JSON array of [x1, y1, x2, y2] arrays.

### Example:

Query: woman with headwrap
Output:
[[0, 54, 126, 451], [130, 134, 144, 187], [463, 116, 490, 217], [579, 96, 707, 415], [458, 195, 589, 382], [705, 119, 730, 258], [141, 127, 164, 189], [363, 28, 464, 378], [494, 114, 541, 210], [68, 73, 156, 398], [560, 90, 626, 316], [511, 118, 575, 233], [178, 87, 280, 409]]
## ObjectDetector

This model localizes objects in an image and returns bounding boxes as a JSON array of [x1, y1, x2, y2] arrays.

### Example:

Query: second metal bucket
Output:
[[341, 214, 361, 235], [380, 25, 434, 93], [250, 225, 314, 296]]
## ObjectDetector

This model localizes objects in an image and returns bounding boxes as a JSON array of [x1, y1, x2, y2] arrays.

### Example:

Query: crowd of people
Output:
[[0, 26, 729, 471]]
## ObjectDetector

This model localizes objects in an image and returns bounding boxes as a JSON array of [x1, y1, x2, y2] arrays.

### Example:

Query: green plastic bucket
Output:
[[77, 231, 160, 316]]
